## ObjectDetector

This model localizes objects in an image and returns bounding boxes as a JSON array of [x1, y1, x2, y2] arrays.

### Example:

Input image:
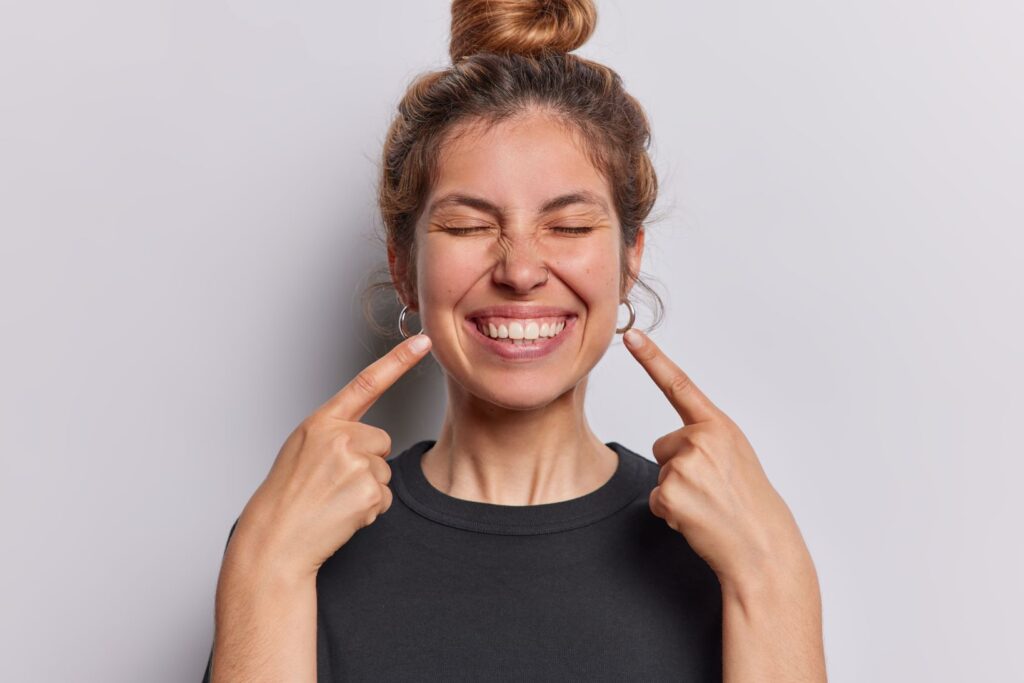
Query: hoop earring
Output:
[[615, 299, 636, 334], [398, 305, 421, 339]]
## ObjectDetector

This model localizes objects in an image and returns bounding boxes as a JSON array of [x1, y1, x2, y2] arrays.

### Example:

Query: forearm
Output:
[[720, 554, 827, 682], [210, 545, 317, 683]]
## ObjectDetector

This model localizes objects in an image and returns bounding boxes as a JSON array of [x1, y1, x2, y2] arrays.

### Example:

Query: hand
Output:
[[623, 329, 811, 591], [228, 334, 433, 581]]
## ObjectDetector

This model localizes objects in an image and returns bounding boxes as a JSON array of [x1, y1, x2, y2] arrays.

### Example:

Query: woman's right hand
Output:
[[225, 333, 433, 582]]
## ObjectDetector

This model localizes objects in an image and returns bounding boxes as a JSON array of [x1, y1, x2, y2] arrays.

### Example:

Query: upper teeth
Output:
[[476, 317, 567, 340]]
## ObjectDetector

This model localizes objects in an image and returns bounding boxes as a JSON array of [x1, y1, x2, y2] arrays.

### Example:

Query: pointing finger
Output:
[[320, 334, 432, 422], [622, 329, 720, 425]]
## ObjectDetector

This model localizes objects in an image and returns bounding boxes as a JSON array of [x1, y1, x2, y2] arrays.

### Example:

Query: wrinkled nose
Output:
[[491, 239, 548, 294]]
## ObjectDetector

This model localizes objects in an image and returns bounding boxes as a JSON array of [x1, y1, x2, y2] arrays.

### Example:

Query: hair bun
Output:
[[449, 0, 597, 63]]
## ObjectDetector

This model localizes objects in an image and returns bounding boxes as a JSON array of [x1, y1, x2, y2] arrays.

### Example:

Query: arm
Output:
[[203, 335, 433, 682], [720, 550, 827, 682], [208, 536, 318, 683], [620, 331, 827, 680]]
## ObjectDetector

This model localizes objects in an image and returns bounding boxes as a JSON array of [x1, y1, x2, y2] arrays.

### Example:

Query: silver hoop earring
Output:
[[615, 299, 636, 334], [398, 305, 421, 339]]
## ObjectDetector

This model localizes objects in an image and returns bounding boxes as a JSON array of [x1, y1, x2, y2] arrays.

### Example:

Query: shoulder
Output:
[[607, 441, 660, 488], [608, 442, 720, 584]]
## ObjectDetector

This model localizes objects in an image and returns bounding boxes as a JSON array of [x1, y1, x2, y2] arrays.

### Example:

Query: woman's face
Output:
[[398, 112, 643, 411]]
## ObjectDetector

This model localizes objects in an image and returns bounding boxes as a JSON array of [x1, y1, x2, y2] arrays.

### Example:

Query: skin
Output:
[[389, 111, 638, 504], [624, 329, 827, 681], [209, 108, 826, 681], [391, 109, 827, 680]]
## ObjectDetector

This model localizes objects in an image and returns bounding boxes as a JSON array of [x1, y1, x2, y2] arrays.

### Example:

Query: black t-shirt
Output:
[[202, 440, 723, 681]]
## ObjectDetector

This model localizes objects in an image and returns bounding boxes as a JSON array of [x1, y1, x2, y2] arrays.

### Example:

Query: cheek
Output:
[[550, 238, 622, 315], [416, 238, 487, 317]]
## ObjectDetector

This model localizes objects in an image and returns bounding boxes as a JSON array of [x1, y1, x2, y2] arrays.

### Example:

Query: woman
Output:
[[203, 1, 826, 680]]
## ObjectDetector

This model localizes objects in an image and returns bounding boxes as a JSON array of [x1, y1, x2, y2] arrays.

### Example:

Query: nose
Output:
[[491, 235, 548, 294]]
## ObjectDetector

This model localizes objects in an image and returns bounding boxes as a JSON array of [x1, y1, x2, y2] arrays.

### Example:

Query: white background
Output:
[[1, 1, 1021, 680]]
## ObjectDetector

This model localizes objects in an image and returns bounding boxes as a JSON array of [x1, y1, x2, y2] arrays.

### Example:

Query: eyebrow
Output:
[[427, 190, 610, 219]]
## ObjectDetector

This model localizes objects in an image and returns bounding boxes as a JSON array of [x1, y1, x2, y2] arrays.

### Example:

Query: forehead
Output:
[[426, 114, 613, 218]]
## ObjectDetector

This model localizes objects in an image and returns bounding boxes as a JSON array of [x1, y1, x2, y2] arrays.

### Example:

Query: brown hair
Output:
[[366, 0, 666, 337]]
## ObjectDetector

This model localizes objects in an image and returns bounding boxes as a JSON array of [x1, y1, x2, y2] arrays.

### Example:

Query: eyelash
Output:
[[443, 226, 594, 235]]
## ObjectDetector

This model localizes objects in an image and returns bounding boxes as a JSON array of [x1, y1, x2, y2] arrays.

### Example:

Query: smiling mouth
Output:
[[470, 316, 571, 345], [463, 306, 578, 360]]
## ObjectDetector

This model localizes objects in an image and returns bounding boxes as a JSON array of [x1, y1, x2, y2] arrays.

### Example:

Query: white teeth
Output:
[[477, 317, 570, 341]]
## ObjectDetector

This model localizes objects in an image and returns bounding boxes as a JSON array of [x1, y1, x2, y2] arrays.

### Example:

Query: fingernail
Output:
[[409, 334, 431, 353], [623, 329, 644, 349]]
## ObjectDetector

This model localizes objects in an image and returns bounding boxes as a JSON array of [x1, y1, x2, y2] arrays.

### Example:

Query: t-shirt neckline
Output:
[[390, 440, 649, 536]]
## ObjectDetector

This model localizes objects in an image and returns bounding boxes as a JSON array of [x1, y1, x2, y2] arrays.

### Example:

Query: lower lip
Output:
[[464, 317, 576, 361]]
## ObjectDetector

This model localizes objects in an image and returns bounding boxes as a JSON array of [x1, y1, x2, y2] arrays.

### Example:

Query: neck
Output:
[[421, 376, 619, 506]]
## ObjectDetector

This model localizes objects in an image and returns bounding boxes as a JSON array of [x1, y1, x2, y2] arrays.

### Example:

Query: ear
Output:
[[623, 226, 646, 297], [387, 241, 414, 309]]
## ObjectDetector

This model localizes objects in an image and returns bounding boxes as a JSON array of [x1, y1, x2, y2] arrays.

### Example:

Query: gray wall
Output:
[[1, 1, 1021, 680]]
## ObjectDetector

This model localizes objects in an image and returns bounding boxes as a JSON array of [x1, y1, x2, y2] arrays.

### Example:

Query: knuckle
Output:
[[379, 461, 393, 485], [367, 426, 392, 455], [652, 433, 675, 457], [652, 433, 667, 451], [678, 430, 701, 451], [352, 370, 377, 397], [674, 455, 694, 477], [648, 486, 666, 517], [330, 430, 353, 452], [665, 457, 686, 481], [391, 346, 414, 366], [358, 477, 383, 507], [283, 422, 311, 455], [724, 421, 747, 447], [686, 429, 713, 456], [345, 455, 371, 476], [299, 414, 325, 437], [666, 372, 692, 398], [657, 477, 683, 509]]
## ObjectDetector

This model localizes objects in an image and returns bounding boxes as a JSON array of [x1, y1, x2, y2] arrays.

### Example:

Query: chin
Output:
[[474, 387, 570, 412], [460, 372, 578, 412]]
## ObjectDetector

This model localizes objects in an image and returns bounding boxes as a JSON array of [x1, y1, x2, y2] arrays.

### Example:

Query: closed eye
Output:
[[441, 225, 594, 236], [442, 226, 492, 235]]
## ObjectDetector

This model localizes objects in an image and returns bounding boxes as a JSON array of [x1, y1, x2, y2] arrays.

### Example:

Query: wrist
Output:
[[719, 550, 821, 615], [216, 555, 316, 603], [221, 528, 318, 591]]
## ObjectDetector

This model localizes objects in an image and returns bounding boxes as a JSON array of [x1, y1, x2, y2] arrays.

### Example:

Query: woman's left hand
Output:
[[622, 329, 812, 593]]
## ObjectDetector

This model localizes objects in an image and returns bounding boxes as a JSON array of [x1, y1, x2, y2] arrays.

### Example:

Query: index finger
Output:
[[320, 334, 432, 421], [622, 329, 720, 425]]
